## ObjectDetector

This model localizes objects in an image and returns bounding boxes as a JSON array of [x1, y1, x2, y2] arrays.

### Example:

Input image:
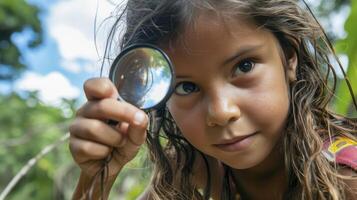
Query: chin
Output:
[[223, 159, 262, 170], [220, 149, 273, 170]]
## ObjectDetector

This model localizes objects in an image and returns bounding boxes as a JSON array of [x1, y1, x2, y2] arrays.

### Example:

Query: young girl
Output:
[[69, 0, 357, 199]]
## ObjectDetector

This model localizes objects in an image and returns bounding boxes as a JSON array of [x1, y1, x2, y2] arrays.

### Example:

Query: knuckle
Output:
[[94, 100, 107, 116], [75, 102, 90, 117], [68, 137, 82, 163], [75, 106, 85, 117], [69, 119, 80, 135], [83, 78, 95, 93], [85, 120, 102, 138], [83, 78, 116, 100], [78, 142, 93, 156], [101, 78, 114, 93], [75, 109, 82, 117]]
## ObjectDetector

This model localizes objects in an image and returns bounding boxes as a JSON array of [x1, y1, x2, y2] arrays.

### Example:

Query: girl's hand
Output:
[[69, 77, 148, 178]]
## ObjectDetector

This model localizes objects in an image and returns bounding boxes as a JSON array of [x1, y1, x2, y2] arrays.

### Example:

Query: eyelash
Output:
[[174, 59, 257, 96], [174, 81, 199, 96], [232, 58, 256, 77]]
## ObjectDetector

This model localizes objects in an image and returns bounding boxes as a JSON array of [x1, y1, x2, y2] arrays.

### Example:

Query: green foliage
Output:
[[334, 0, 357, 116], [110, 147, 151, 200], [0, 92, 151, 199], [1, 1, 356, 200], [0, 92, 77, 199], [311, 0, 350, 41], [0, 0, 43, 80]]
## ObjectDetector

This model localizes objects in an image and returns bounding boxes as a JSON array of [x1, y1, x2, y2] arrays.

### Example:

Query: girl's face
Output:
[[165, 13, 297, 169]]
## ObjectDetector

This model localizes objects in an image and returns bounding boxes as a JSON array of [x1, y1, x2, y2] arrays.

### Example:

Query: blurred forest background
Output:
[[0, 0, 356, 199]]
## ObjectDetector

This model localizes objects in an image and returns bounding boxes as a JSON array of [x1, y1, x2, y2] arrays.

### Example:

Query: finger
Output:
[[125, 111, 149, 148], [76, 98, 141, 123], [69, 135, 111, 164], [69, 118, 126, 148], [117, 122, 129, 134], [83, 77, 118, 101]]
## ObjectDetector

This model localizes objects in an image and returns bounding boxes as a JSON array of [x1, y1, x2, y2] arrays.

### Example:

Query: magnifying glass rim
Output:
[[109, 43, 175, 111]]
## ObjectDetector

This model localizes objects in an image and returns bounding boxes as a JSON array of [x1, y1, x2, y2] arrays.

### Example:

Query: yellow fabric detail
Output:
[[328, 136, 357, 154]]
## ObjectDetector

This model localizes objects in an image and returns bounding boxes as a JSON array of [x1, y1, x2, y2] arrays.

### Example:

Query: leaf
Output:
[[0, 0, 43, 80], [334, 0, 357, 116]]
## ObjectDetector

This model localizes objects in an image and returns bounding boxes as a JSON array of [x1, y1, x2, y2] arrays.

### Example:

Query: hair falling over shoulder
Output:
[[101, 0, 357, 199]]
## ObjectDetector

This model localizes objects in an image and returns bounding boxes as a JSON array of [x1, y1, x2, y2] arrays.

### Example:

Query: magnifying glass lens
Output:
[[109, 46, 174, 110]]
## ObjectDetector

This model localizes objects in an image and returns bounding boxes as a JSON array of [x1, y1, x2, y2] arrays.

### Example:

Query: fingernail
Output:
[[133, 112, 145, 125]]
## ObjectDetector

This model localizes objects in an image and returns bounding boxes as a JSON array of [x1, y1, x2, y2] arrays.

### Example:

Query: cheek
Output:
[[167, 99, 206, 142], [252, 92, 289, 124], [247, 71, 290, 132]]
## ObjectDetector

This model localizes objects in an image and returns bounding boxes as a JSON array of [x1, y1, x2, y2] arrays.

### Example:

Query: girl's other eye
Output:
[[174, 81, 199, 95], [233, 59, 255, 76]]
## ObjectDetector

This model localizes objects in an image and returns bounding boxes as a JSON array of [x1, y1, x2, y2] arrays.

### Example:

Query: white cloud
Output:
[[48, 0, 119, 74], [60, 60, 82, 73], [15, 71, 80, 105], [50, 24, 97, 61]]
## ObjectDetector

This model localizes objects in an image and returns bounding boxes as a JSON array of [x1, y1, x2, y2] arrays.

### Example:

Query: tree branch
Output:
[[0, 122, 69, 147], [0, 133, 70, 200]]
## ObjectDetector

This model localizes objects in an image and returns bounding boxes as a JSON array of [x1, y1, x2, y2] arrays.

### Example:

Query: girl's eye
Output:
[[174, 81, 199, 95], [233, 59, 255, 76]]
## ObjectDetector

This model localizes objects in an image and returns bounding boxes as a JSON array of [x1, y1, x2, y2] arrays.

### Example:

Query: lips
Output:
[[213, 132, 257, 152], [218, 134, 252, 145]]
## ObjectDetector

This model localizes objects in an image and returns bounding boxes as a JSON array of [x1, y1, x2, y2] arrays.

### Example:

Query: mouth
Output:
[[213, 132, 257, 152]]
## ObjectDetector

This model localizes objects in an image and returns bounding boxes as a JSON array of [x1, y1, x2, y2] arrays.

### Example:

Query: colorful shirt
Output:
[[322, 136, 357, 171]]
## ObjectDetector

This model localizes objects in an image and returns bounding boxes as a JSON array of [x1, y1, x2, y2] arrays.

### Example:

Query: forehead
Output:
[[186, 11, 258, 37], [161, 12, 277, 55], [162, 11, 280, 61]]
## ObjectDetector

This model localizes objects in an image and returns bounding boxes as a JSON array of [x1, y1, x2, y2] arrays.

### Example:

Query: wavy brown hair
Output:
[[100, 0, 357, 199]]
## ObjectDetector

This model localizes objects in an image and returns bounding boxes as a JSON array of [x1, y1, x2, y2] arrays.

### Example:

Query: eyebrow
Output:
[[175, 44, 264, 79], [222, 44, 264, 66]]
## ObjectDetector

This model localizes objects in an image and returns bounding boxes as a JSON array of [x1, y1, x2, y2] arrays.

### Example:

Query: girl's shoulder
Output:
[[322, 135, 357, 171]]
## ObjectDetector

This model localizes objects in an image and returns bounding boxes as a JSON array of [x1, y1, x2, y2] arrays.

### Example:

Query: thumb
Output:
[[125, 111, 148, 150]]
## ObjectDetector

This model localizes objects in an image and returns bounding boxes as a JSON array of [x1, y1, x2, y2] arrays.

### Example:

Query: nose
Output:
[[205, 88, 241, 127]]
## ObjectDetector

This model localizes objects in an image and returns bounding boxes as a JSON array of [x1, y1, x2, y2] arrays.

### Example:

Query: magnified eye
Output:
[[234, 59, 255, 76], [175, 81, 199, 95]]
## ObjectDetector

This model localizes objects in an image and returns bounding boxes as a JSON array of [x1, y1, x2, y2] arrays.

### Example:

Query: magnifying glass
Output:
[[108, 44, 175, 123], [93, 44, 175, 197]]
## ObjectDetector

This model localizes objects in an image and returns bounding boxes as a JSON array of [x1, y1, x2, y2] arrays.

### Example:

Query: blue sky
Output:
[[3, 0, 120, 105], [1, 0, 350, 106]]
